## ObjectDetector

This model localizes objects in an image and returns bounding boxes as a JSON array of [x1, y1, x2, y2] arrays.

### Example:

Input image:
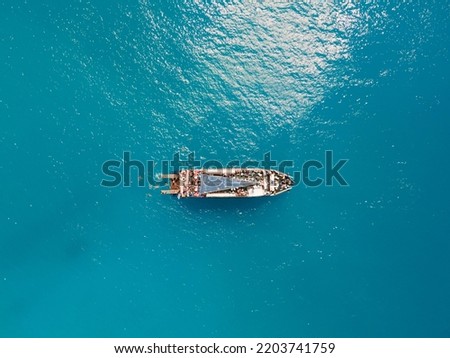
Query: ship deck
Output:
[[161, 168, 293, 198]]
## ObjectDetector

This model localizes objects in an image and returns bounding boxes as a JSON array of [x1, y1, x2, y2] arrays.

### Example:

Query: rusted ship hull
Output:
[[161, 168, 293, 198]]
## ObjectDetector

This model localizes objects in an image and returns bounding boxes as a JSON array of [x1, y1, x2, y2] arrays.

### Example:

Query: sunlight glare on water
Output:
[[138, 0, 368, 153]]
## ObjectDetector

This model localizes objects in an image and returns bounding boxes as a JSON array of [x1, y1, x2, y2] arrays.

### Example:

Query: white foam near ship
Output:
[[161, 168, 294, 198]]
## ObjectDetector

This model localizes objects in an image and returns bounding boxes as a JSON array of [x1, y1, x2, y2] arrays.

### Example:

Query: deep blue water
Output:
[[1, 1, 450, 337]]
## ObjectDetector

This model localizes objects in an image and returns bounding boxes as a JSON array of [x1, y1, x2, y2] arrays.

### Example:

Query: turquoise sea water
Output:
[[1, 1, 450, 337]]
